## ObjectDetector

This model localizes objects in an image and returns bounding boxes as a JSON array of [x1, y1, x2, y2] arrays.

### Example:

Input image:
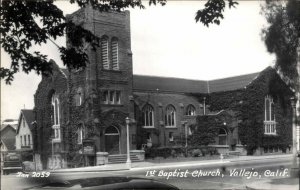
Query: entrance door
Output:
[[105, 126, 120, 154]]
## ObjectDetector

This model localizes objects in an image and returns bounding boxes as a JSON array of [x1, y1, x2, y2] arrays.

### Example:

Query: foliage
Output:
[[237, 68, 293, 154], [261, 0, 300, 91], [195, 0, 238, 26], [1, 0, 237, 84], [191, 68, 293, 155], [189, 116, 220, 146]]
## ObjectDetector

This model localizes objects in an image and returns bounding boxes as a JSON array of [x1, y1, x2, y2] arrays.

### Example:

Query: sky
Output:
[[1, 1, 275, 120]]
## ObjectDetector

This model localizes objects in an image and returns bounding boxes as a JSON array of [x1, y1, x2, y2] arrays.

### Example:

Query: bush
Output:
[[192, 149, 201, 157]]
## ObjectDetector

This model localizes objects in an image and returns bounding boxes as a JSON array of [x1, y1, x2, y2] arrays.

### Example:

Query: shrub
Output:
[[192, 149, 202, 157]]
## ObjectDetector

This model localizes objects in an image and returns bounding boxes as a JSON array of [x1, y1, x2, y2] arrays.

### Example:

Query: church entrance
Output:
[[105, 126, 120, 154]]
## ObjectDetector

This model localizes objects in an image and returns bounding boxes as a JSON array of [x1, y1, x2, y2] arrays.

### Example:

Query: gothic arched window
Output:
[[264, 95, 276, 134], [186, 104, 196, 116], [165, 105, 176, 127], [142, 104, 154, 128], [51, 93, 61, 140]]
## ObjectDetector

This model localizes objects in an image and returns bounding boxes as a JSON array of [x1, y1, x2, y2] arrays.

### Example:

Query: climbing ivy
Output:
[[191, 67, 294, 155]]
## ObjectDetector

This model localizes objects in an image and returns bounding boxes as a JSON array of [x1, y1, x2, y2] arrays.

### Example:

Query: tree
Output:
[[0, 0, 237, 84], [261, 0, 300, 93]]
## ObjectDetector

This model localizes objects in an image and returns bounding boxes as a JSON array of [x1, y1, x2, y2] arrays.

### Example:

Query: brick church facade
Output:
[[33, 7, 295, 169]]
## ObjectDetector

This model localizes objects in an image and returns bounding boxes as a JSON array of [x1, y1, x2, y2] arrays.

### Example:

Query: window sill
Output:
[[165, 126, 177, 129], [264, 133, 277, 136], [101, 69, 122, 73], [142, 126, 155, 129], [52, 125, 60, 129], [101, 104, 124, 107], [52, 138, 61, 143]]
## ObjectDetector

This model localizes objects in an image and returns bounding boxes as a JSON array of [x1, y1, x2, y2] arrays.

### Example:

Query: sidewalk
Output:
[[246, 177, 299, 190], [51, 153, 293, 173]]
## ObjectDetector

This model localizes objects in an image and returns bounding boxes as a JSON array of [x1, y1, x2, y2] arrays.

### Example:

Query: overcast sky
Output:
[[1, 1, 275, 120]]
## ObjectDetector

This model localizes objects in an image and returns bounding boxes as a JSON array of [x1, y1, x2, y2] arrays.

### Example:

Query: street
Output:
[[1, 156, 294, 190]]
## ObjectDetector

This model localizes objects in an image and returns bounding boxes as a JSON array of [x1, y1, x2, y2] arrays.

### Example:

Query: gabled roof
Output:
[[133, 75, 208, 93], [17, 109, 35, 133], [133, 69, 264, 94], [1, 123, 17, 131], [1, 119, 18, 131], [208, 72, 260, 93], [1, 138, 15, 150]]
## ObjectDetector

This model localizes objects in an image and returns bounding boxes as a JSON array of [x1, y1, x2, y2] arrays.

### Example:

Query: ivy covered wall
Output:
[[198, 67, 294, 155]]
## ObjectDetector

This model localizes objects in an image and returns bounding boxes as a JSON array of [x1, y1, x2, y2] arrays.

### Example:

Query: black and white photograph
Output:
[[1, 0, 300, 189]]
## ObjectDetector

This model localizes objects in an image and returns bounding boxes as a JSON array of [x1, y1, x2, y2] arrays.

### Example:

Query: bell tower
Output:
[[67, 6, 135, 155]]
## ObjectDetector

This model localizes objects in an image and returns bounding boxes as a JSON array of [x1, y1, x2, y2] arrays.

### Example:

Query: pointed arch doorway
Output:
[[105, 126, 120, 154]]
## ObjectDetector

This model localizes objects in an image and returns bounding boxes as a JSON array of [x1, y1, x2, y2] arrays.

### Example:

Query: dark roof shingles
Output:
[[133, 72, 260, 94], [208, 72, 259, 93], [133, 75, 208, 93], [21, 109, 35, 131], [1, 138, 15, 150]]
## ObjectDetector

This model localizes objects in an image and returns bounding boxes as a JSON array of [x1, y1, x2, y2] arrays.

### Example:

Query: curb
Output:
[[51, 168, 129, 174], [229, 154, 292, 163], [48, 154, 292, 174], [130, 160, 230, 171]]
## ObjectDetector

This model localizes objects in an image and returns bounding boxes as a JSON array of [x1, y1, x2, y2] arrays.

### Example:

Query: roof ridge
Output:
[[133, 74, 207, 82]]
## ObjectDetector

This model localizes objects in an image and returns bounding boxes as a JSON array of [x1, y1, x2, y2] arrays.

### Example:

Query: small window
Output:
[[146, 133, 152, 142], [188, 127, 192, 135], [169, 132, 174, 142], [24, 135, 27, 146], [109, 91, 115, 104], [28, 135, 31, 146], [103, 91, 109, 104], [75, 88, 83, 106], [77, 125, 84, 144], [219, 128, 227, 145], [218, 128, 227, 145], [20, 136, 23, 146], [115, 91, 121, 104], [186, 105, 196, 116]]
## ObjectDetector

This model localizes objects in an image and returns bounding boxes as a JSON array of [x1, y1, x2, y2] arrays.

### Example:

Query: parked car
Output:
[[24, 176, 180, 190], [2, 152, 23, 175]]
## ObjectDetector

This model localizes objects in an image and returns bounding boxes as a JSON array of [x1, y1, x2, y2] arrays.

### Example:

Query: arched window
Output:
[[186, 105, 196, 116], [264, 95, 276, 134], [165, 105, 176, 127], [218, 128, 227, 145], [105, 126, 119, 135], [142, 104, 154, 128], [51, 94, 60, 126], [111, 38, 119, 70], [51, 93, 61, 141], [75, 88, 83, 106], [101, 36, 109, 69], [77, 124, 85, 144]]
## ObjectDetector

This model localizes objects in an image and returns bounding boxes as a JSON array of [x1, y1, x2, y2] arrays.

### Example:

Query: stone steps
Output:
[[108, 154, 141, 164]]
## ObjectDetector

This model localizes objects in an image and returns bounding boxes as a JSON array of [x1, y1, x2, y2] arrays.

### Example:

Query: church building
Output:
[[33, 7, 295, 169]]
